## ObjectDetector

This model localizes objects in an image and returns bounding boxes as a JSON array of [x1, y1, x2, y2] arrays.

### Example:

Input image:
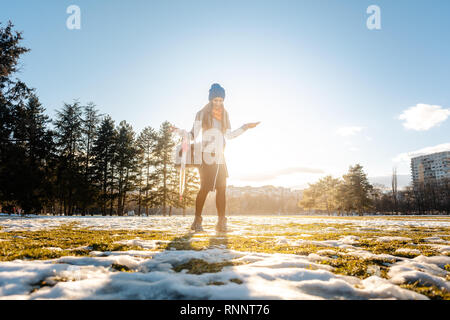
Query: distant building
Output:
[[411, 151, 450, 185]]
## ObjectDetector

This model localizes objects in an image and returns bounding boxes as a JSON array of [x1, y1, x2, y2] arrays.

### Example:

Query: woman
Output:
[[171, 83, 259, 232]]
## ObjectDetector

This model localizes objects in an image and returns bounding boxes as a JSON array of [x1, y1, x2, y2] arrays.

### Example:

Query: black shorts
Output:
[[199, 152, 228, 191]]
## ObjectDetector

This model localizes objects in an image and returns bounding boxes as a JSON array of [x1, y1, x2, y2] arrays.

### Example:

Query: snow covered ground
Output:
[[0, 214, 449, 300], [1, 214, 450, 232]]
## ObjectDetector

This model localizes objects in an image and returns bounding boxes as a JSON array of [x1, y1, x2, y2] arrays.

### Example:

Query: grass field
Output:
[[0, 214, 449, 299]]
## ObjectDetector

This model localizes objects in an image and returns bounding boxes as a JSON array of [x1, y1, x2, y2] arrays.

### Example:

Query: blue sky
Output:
[[2, 0, 449, 189]]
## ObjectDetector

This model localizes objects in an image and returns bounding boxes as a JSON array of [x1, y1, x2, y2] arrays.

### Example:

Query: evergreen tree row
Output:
[[0, 21, 199, 216]]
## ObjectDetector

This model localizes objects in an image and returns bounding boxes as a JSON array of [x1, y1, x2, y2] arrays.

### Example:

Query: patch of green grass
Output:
[[400, 281, 450, 300], [164, 232, 346, 256], [229, 278, 243, 284], [247, 222, 355, 234], [0, 223, 176, 261], [29, 275, 73, 294], [319, 255, 391, 279], [214, 235, 327, 255], [242, 223, 450, 251], [29, 279, 56, 294], [207, 278, 243, 285], [208, 281, 225, 286], [111, 263, 133, 272], [9, 247, 69, 261], [357, 238, 439, 257], [391, 251, 420, 259], [173, 258, 242, 274], [165, 233, 202, 251]]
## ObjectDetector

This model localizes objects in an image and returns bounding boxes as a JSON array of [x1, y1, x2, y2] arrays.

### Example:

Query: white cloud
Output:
[[336, 126, 364, 137], [398, 104, 450, 131], [393, 143, 450, 163]]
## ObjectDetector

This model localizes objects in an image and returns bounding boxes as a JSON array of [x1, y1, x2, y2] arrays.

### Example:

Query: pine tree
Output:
[[0, 21, 34, 207], [136, 126, 158, 215], [115, 120, 138, 216], [10, 94, 54, 213], [133, 143, 145, 216], [153, 121, 176, 216], [54, 101, 84, 215], [80, 102, 101, 214], [92, 116, 117, 215], [341, 164, 373, 215]]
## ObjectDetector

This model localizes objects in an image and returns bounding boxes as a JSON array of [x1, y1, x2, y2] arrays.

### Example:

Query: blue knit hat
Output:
[[208, 83, 225, 101]]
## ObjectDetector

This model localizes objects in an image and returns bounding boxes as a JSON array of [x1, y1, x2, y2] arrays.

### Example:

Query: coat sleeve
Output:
[[188, 110, 203, 141], [224, 115, 248, 140]]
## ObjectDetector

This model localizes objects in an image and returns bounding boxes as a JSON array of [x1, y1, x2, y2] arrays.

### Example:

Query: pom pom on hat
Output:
[[208, 83, 225, 101]]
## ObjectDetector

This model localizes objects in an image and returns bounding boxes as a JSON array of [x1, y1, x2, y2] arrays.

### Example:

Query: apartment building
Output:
[[411, 151, 450, 185]]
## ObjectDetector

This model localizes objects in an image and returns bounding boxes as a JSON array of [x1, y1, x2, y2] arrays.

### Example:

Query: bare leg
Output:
[[195, 187, 209, 218], [216, 186, 226, 219]]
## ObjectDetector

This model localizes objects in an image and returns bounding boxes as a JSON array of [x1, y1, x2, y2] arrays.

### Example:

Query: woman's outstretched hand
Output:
[[170, 125, 189, 137], [245, 121, 261, 129]]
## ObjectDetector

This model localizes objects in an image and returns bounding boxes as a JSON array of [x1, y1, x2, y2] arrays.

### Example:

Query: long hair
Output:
[[201, 101, 228, 134]]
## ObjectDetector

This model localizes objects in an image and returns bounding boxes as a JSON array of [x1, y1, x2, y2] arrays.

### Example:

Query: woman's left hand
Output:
[[245, 121, 261, 129]]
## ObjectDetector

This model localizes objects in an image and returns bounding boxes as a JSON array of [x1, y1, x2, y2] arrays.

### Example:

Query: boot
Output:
[[215, 216, 227, 233], [191, 216, 204, 232]]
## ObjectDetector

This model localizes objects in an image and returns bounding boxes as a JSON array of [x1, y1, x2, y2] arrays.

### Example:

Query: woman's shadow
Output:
[[164, 227, 229, 251]]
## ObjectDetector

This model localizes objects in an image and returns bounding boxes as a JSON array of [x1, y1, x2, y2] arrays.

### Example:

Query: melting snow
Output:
[[0, 248, 430, 300], [0, 215, 449, 300]]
